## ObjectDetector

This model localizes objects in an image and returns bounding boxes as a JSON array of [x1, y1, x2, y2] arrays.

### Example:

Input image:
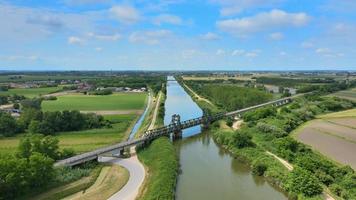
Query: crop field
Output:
[[294, 110, 356, 169], [0, 86, 63, 98], [330, 87, 356, 102], [0, 114, 137, 155], [42, 92, 147, 112]]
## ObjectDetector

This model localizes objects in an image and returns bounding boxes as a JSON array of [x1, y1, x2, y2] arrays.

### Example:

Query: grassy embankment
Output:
[[329, 87, 356, 102], [136, 85, 179, 200], [181, 79, 356, 200], [0, 86, 64, 98], [26, 164, 129, 200]]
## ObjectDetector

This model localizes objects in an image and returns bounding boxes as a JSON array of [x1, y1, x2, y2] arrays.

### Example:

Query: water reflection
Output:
[[165, 76, 287, 200]]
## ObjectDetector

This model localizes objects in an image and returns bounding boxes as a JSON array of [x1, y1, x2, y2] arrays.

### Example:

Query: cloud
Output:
[[153, 14, 182, 25], [269, 32, 284, 40], [88, 32, 121, 41], [279, 51, 287, 56], [315, 48, 331, 54], [231, 49, 245, 56], [5, 55, 39, 61], [216, 49, 225, 55], [68, 36, 85, 45], [64, 0, 111, 6], [245, 52, 258, 57], [211, 0, 282, 16], [181, 49, 199, 59], [301, 41, 314, 48], [217, 9, 309, 37], [0, 4, 98, 42], [200, 32, 219, 40], [110, 5, 140, 24], [129, 29, 171, 45], [95, 47, 103, 51]]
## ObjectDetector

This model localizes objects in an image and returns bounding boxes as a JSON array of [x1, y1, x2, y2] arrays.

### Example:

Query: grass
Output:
[[329, 87, 356, 102], [0, 114, 137, 155], [42, 93, 147, 111], [0, 86, 63, 98], [28, 165, 103, 200], [62, 165, 129, 200], [137, 137, 178, 200], [317, 108, 356, 118]]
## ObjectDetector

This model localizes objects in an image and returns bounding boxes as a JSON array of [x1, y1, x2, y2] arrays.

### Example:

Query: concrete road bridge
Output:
[[55, 96, 293, 167]]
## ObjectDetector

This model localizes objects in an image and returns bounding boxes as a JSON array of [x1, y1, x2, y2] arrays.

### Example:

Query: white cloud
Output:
[[95, 47, 103, 51], [200, 32, 219, 40], [110, 5, 140, 24], [211, 0, 282, 16], [68, 36, 85, 45], [216, 49, 225, 55], [217, 9, 309, 37], [269, 32, 284, 40], [231, 49, 245, 56], [245, 52, 258, 57], [153, 14, 182, 25], [279, 51, 287, 56], [64, 0, 111, 6], [316, 48, 331, 54], [6, 55, 39, 61], [88, 32, 121, 41], [129, 30, 171, 45], [301, 41, 314, 48], [181, 49, 199, 59]]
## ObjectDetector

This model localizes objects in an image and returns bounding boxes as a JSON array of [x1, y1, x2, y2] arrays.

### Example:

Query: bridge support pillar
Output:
[[173, 130, 182, 140], [119, 149, 124, 156]]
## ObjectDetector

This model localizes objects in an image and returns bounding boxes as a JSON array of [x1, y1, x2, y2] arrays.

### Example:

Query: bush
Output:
[[252, 161, 268, 176], [286, 167, 323, 197], [232, 130, 254, 149]]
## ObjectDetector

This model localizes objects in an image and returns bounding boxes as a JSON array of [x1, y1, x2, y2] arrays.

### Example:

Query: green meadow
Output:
[[0, 114, 137, 155], [0, 86, 63, 98], [42, 93, 147, 111]]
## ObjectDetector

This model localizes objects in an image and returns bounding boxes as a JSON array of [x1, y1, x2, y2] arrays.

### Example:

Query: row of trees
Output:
[[0, 98, 110, 137], [185, 83, 273, 111]]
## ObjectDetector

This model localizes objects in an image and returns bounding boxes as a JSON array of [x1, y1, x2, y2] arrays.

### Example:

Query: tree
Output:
[[232, 130, 254, 148], [0, 112, 18, 136], [13, 103, 20, 109], [252, 161, 268, 176], [28, 152, 55, 187], [286, 167, 323, 197], [18, 134, 61, 160]]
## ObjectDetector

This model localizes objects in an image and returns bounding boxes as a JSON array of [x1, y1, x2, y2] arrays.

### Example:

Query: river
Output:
[[164, 76, 288, 200]]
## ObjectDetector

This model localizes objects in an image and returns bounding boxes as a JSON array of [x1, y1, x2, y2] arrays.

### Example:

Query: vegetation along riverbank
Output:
[[181, 77, 356, 200]]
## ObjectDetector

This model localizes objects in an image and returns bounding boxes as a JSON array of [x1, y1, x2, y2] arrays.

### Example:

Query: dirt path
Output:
[[43, 90, 76, 97], [183, 83, 215, 106], [266, 151, 294, 171], [232, 120, 243, 130], [148, 92, 162, 130], [265, 151, 335, 200]]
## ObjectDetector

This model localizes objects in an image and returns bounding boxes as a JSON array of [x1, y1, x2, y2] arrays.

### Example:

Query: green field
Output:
[[0, 86, 63, 98], [42, 93, 147, 111], [0, 114, 137, 155], [330, 87, 356, 102]]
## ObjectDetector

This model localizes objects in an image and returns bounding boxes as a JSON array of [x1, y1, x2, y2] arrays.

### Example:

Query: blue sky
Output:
[[0, 0, 356, 71]]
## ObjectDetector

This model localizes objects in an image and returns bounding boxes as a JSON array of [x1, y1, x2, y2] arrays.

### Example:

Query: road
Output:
[[102, 91, 163, 200], [99, 149, 145, 200]]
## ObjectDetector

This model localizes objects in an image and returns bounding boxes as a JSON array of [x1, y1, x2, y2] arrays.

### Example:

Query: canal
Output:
[[164, 76, 288, 200]]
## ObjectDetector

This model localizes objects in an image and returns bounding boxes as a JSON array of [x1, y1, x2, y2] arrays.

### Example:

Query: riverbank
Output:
[[179, 78, 355, 200]]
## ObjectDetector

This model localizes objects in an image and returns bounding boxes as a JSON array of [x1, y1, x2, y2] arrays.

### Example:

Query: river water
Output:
[[164, 76, 288, 200]]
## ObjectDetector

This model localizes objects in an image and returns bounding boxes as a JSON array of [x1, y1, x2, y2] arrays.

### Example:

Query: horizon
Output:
[[1, 0, 356, 71]]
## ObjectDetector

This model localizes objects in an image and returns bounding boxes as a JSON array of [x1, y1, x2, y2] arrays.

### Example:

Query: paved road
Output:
[[99, 149, 145, 200]]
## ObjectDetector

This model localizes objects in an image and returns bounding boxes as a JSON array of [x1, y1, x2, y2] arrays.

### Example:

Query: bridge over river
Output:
[[55, 96, 294, 167]]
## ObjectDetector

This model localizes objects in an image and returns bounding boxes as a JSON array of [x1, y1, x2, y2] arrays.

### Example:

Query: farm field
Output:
[[0, 114, 137, 155], [42, 92, 147, 112], [0, 86, 63, 98], [330, 87, 356, 102], [293, 109, 356, 169]]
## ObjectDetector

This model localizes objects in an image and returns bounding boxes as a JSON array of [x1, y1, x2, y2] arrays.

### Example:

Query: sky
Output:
[[0, 0, 356, 71]]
